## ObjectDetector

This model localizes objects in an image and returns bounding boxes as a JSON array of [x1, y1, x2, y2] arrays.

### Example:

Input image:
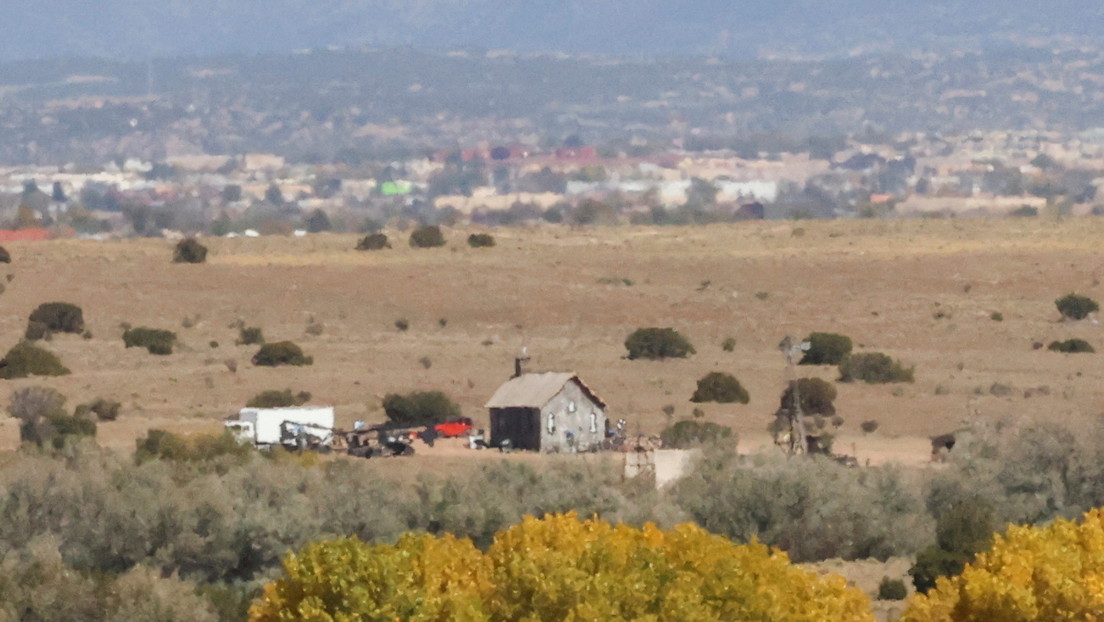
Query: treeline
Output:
[[2, 419, 1103, 619]]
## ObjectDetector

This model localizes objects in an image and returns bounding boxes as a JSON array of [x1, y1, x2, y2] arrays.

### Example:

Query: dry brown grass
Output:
[[3, 218, 1103, 466]]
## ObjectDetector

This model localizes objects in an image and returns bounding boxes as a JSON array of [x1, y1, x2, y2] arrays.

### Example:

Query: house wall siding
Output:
[[538, 381, 606, 453]]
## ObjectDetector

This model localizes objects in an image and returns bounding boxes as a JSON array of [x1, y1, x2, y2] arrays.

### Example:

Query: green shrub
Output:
[[173, 238, 208, 263], [861, 420, 880, 434], [1048, 338, 1094, 353], [1056, 293, 1099, 320], [355, 232, 390, 250], [123, 327, 177, 355], [409, 225, 445, 248], [25, 321, 50, 341], [779, 377, 838, 415], [0, 342, 70, 378], [990, 311, 1003, 321], [382, 391, 461, 426], [660, 420, 735, 449], [839, 352, 914, 383], [135, 429, 252, 464], [721, 337, 736, 352], [28, 302, 84, 335], [247, 389, 311, 408], [46, 412, 97, 448], [237, 326, 264, 345], [624, 327, 696, 360], [467, 232, 496, 248], [799, 332, 853, 365], [252, 341, 313, 366], [909, 501, 995, 594], [74, 398, 121, 421], [0, 246, 9, 263], [394, 318, 409, 331], [690, 372, 750, 404], [877, 577, 907, 601]]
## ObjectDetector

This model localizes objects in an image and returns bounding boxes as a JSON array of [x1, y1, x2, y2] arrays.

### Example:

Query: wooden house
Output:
[[485, 372, 607, 453]]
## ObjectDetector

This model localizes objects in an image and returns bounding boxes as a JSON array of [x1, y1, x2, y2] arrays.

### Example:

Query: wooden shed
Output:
[[485, 372, 607, 453]]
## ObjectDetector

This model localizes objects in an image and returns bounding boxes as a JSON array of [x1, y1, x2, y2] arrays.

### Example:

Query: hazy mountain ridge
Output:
[[8, 1, 1102, 62]]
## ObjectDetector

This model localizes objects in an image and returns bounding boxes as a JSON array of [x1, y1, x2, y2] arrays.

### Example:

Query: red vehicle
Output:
[[434, 417, 474, 438]]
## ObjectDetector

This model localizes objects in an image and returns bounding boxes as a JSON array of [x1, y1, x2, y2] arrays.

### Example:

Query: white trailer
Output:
[[225, 406, 335, 449]]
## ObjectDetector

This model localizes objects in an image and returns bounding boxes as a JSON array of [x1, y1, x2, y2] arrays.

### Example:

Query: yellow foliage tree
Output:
[[901, 507, 1104, 621], [249, 532, 493, 622], [251, 512, 874, 622]]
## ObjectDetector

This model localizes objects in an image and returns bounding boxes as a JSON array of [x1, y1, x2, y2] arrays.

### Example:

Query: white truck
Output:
[[225, 406, 335, 450]]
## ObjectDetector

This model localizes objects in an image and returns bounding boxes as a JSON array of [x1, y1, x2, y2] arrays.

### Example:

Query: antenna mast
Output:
[[779, 335, 810, 456]]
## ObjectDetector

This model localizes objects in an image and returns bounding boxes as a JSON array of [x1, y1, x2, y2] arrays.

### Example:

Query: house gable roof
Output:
[[485, 372, 606, 409]]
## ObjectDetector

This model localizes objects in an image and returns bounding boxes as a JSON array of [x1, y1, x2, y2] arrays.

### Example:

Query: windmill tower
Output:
[[778, 335, 811, 456]]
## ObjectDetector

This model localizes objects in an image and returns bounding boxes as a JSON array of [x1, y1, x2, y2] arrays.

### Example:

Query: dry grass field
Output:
[[3, 217, 1104, 469]]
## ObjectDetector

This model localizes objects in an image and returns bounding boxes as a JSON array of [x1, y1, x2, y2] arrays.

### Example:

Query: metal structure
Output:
[[778, 335, 811, 456]]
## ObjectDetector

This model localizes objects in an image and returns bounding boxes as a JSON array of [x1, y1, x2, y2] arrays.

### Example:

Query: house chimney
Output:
[[513, 346, 530, 378]]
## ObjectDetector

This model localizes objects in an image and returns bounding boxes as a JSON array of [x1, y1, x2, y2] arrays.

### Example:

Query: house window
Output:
[[589, 412, 598, 433], [547, 412, 556, 433]]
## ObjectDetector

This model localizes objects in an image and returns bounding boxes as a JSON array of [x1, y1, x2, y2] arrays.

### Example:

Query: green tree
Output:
[[382, 391, 461, 426], [799, 332, 853, 365], [624, 327, 696, 360], [901, 509, 1104, 621], [1055, 293, 1099, 320], [690, 371, 750, 403]]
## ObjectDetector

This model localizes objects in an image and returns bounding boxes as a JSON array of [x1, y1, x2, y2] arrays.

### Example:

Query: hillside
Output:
[[7, 1, 1102, 62]]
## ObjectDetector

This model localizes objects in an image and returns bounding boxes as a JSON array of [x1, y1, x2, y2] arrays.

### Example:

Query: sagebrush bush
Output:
[[246, 389, 311, 408], [467, 232, 496, 247], [779, 377, 838, 415], [355, 232, 390, 250], [624, 327, 696, 360], [382, 391, 461, 425], [799, 332, 853, 365], [660, 419, 735, 449], [690, 372, 749, 404], [8, 386, 95, 447], [839, 352, 914, 383], [123, 327, 177, 355], [28, 302, 84, 335], [252, 341, 312, 366], [721, 336, 736, 352], [409, 225, 445, 248], [1048, 338, 1094, 353], [0, 342, 70, 378], [74, 398, 121, 421], [674, 451, 932, 562], [1055, 293, 1099, 320], [236, 326, 264, 345], [173, 238, 208, 263]]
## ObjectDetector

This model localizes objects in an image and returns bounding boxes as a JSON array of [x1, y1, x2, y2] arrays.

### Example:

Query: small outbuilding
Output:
[[485, 372, 607, 453]]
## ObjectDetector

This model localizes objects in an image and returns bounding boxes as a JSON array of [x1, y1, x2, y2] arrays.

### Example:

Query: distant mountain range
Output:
[[9, 1, 1103, 61]]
